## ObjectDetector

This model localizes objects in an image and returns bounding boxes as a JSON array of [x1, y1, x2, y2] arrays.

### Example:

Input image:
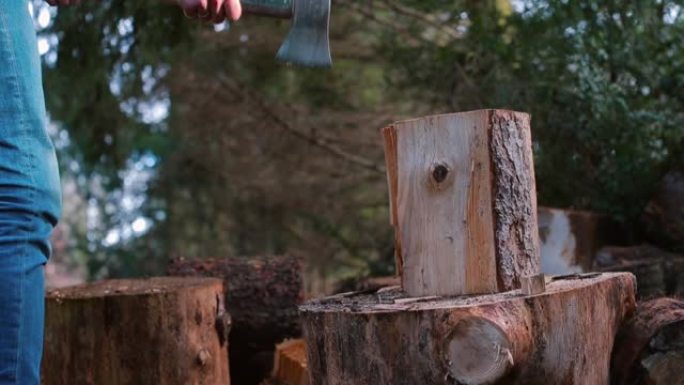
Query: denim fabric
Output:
[[0, 1, 62, 384]]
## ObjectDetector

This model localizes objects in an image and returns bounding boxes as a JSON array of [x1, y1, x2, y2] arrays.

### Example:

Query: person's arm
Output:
[[45, 0, 242, 23]]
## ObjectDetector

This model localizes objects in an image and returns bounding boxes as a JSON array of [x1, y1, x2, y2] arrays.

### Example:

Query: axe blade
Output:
[[276, 0, 332, 68]]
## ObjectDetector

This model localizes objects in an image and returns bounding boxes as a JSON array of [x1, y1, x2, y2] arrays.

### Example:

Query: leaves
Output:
[[44, 0, 684, 280]]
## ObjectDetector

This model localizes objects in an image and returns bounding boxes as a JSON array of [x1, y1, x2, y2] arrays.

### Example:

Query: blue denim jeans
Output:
[[0, 1, 62, 384]]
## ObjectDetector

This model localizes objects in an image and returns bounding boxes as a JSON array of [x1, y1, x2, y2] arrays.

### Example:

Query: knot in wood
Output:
[[196, 348, 212, 367], [432, 164, 449, 183], [447, 317, 513, 384]]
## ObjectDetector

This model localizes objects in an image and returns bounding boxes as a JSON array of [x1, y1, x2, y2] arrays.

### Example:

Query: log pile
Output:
[[43, 277, 230, 385], [168, 256, 304, 385], [595, 245, 684, 298], [612, 297, 684, 385]]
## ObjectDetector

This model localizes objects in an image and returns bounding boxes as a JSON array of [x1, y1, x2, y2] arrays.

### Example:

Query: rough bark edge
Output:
[[611, 297, 684, 385], [489, 110, 541, 291], [382, 125, 403, 280]]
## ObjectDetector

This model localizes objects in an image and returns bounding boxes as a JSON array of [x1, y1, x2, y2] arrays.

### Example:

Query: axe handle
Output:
[[242, 0, 293, 19]]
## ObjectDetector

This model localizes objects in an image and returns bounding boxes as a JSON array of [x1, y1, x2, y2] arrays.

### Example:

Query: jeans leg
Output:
[[0, 1, 62, 384]]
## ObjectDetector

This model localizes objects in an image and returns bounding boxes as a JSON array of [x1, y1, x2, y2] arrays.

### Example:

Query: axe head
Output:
[[276, 0, 332, 68]]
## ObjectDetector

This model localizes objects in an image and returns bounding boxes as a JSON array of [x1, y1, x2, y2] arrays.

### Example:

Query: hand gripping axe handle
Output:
[[241, 0, 332, 68]]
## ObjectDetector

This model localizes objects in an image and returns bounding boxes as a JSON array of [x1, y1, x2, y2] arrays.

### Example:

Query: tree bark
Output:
[[383, 110, 540, 296], [43, 277, 230, 385], [168, 256, 304, 385], [301, 273, 636, 385], [612, 297, 684, 385]]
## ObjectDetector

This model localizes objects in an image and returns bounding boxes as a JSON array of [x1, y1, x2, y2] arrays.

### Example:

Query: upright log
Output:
[[43, 277, 230, 385], [383, 110, 540, 296], [168, 256, 304, 385]]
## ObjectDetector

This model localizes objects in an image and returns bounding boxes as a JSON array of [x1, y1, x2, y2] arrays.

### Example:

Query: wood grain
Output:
[[43, 277, 231, 385], [383, 110, 540, 296], [168, 256, 304, 385]]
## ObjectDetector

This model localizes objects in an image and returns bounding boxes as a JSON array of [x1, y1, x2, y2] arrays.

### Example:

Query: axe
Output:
[[242, 0, 332, 67]]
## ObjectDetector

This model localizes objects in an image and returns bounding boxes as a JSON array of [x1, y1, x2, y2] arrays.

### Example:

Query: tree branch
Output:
[[215, 73, 386, 175]]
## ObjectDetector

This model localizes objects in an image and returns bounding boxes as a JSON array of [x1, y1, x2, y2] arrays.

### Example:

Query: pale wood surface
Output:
[[383, 110, 540, 296], [384, 111, 497, 296], [301, 273, 636, 385], [43, 277, 231, 385], [272, 339, 309, 385]]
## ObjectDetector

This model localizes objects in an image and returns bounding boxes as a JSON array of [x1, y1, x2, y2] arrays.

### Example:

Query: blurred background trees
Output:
[[35, 0, 684, 290]]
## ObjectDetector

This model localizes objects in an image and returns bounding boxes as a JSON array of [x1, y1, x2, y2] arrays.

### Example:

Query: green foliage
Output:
[[42, 0, 684, 281], [383, 0, 684, 223], [43, 0, 191, 178]]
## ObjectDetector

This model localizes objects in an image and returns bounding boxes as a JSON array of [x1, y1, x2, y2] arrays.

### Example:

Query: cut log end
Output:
[[448, 317, 513, 385]]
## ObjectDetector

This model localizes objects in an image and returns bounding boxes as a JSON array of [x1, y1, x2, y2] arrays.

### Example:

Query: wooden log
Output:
[[383, 110, 540, 296], [595, 245, 684, 298], [168, 256, 304, 385], [641, 171, 684, 250], [271, 339, 309, 385], [612, 297, 684, 385], [301, 273, 636, 385], [43, 277, 230, 385]]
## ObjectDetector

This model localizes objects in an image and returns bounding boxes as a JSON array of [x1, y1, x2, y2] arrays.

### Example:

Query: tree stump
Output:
[[301, 273, 635, 385], [383, 110, 540, 296], [43, 277, 230, 385], [612, 297, 684, 385], [168, 256, 304, 385]]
